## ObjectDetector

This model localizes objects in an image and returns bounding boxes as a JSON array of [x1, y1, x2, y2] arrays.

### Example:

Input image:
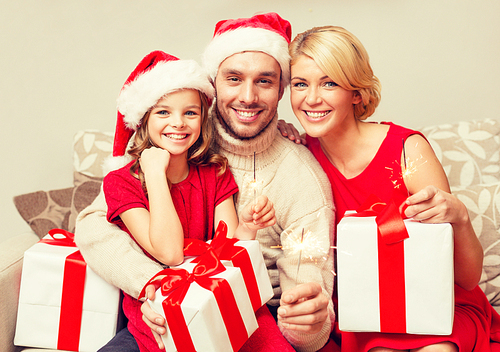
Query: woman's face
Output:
[[290, 55, 360, 138], [147, 89, 202, 158]]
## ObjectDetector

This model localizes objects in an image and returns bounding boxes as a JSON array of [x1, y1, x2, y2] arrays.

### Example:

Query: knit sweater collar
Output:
[[212, 109, 278, 157]]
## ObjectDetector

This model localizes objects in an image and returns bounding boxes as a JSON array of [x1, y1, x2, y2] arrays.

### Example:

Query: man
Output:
[[76, 13, 335, 352]]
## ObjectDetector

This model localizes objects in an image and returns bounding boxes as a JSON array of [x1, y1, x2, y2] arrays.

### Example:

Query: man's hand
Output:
[[277, 282, 329, 334], [140, 284, 166, 350]]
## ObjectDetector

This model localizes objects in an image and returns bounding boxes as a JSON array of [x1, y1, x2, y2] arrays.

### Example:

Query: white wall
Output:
[[2, 0, 500, 243]]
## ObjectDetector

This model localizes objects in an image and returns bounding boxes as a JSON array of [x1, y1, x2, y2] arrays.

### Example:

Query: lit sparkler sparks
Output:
[[385, 139, 427, 191], [271, 223, 332, 283]]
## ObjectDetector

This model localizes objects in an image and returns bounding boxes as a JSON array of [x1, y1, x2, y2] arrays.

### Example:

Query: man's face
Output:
[[214, 51, 284, 139]]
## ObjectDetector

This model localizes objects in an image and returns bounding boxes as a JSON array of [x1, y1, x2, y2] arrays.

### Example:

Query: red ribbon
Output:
[[40, 228, 77, 247], [185, 221, 263, 312], [40, 229, 86, 350], [141, 249, 249, 352], [350, 195, 409, 333]]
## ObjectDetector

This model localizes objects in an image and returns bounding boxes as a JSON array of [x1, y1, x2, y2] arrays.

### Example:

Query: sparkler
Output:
[[295, 229, 304, 284], [246, 152, 262, 205]]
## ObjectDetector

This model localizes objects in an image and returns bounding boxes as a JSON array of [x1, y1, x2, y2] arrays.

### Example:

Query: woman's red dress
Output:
[[307, 123, 500, 351]]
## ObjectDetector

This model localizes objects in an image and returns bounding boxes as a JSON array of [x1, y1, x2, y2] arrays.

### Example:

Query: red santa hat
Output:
[[106, 50, 215, 173], [202, 12, 292, 87]]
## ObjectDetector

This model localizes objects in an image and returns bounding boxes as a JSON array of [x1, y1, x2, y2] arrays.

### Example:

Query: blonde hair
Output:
[[289, 26, 381, 120], [127, 90, 227, 195]]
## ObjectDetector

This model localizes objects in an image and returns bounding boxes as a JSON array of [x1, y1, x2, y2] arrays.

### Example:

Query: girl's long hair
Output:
[[127, 90, 227, 196]]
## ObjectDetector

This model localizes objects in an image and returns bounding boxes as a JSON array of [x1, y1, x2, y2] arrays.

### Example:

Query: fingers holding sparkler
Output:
[[278, 282, 329, 333], [251, 195, 276, 227]]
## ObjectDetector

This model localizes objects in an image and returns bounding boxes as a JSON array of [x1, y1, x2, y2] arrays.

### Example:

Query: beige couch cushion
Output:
[[420, 118, 500, 188], [454, 182, 500, 313], [0, 232, 39, 352]]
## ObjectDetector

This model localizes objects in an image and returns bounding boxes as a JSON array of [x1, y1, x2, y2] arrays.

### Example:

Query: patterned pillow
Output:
[[67, 172, 103, 232], [68, 130, 114, 226], [420, 119, 500, 188], [453, 182, 500, 311], [13, 187, 73, 238], [73, 130, 114, 179]]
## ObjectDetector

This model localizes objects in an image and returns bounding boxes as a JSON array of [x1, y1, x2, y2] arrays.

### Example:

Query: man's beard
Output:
[[214, 101, 277, 140]]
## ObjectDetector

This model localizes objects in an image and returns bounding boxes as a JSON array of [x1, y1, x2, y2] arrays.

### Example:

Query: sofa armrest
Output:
[[0, 232, 39, 352]]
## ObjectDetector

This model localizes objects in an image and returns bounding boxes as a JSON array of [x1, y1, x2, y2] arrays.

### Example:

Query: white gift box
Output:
[[14, 232, 120, 351], [149, 261, 258, 352], [220, 240, 274, 311], [187, 239, 273, 312], [337, 216, 454, 335]]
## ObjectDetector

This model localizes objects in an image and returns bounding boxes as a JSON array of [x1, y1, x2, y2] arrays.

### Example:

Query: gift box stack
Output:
[[14, 229, 121, 352], [337, 197, 455, 335], [142, 221, 274, 352]]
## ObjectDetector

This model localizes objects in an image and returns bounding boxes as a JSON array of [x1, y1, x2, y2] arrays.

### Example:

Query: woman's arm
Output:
[[403, 134, 483, 290]]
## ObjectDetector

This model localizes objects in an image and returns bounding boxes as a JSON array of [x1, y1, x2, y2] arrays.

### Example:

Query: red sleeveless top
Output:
[[307, 122, 500, 351], [307, 122, 419, 225]]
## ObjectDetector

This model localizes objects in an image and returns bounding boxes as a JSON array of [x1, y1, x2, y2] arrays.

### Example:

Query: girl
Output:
[[281, 26, 500, 351], [103, 51, 276, 352]]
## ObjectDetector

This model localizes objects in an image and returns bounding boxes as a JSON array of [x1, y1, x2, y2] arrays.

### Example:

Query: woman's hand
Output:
[[404, 185, 468, 225], [277, 120, 307, 145]]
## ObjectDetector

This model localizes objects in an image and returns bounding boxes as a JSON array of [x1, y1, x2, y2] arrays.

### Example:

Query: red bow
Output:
[[141, 249, 248, 352], [184, 221, 263, 311], [40, 228, 77, 247]]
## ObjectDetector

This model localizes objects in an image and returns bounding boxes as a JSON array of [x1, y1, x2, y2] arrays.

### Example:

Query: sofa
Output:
[[2, 118, 500, 351]]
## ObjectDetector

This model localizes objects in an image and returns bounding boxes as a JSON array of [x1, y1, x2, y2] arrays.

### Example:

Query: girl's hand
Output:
[[404, 185, 468, 226], [277, 120, 307, 145], [140, 147, 171, 174], [250, 195, 277, 228], [236, 195, 276, 240]]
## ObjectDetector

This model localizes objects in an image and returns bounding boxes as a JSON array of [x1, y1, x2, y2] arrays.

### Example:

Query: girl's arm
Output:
[[215, 195, 277, 240], [403, 134, 483, 290], [120, 148, 184, 266]]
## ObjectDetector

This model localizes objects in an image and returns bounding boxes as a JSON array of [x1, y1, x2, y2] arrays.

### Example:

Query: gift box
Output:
[[184, 221, 274, 312], [337, 201, 454, 335], [14, 229, 120, 351], [144, 252, 258, 352]]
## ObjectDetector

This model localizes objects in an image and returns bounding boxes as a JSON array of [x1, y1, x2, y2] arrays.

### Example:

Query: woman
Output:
[[282, 26, 500, 351]]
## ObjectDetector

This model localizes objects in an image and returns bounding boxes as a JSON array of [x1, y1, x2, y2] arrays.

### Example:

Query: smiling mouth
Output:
[[234, 109, 259, 118], [164, 133, 188, 140], [305, 110, 331, 119]]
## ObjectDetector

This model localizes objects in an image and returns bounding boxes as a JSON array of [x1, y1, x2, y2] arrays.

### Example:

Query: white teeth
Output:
[[165, 134, 187, 140], [306, 111, 330, 118], [236, 110, 258, 118]]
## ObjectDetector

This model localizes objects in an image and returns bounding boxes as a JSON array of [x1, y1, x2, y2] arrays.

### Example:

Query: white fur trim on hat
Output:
[[102, 154, 133, 175], [117, 59, 214, 131], [202, 27, 290, 86]]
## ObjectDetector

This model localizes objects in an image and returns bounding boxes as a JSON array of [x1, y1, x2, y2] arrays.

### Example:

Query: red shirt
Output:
[[104, 161, 238, 255]]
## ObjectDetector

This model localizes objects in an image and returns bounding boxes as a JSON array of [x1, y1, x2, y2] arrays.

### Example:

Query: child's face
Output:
[[147, 89, 202, 158]]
